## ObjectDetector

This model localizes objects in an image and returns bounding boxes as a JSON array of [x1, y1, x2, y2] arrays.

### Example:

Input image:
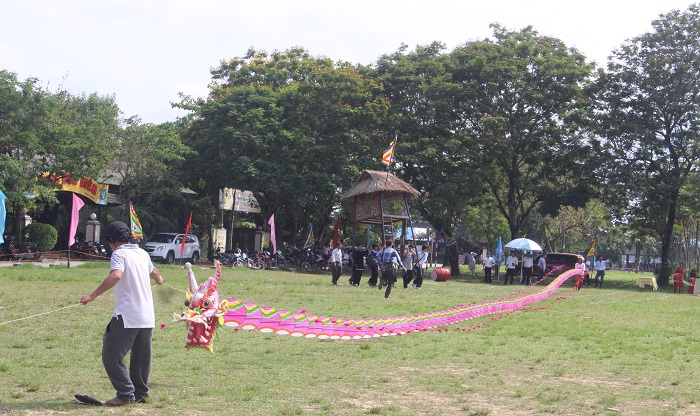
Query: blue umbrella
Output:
[[504, 238, 543, 253]]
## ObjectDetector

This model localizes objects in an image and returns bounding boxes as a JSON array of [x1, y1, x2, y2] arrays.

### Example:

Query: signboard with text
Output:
[[45, 173, 109, 205]]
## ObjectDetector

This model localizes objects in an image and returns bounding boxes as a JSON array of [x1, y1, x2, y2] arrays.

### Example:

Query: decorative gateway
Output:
[[173, 261, 580, 353]]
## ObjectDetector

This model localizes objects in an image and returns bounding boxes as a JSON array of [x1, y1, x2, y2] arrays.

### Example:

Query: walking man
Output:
[[80, 221, 163, 405], [349, 243, 369, 286], [330, 242, 343, 285], [594, 256, 607, 288], [377, 240, 407, 299], [366, 244, 380, 287], [413, 245, 429, 289]]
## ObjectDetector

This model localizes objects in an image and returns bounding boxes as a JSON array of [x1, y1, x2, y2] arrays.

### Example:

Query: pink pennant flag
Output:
[[268, 214, 276, 253], [69, 193, 85, 247]]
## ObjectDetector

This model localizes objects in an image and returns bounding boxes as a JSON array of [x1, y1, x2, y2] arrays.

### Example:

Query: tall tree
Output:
[[449, 25, 596, 240], [177, 48, 387, 242], [373, 42, 475, 272], [106, 116, 194, 233], [0, 70, 120, 211], [593, 4, 700, 284]]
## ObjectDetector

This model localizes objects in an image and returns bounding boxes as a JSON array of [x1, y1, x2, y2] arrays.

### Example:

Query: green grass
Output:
[[0, 263, 698, 415]]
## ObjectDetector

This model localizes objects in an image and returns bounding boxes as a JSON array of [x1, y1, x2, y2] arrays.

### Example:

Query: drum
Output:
[[431, 267, 451, 282]]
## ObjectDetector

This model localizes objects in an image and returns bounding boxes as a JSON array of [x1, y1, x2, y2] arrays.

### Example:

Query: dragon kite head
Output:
[[173, 260, 227, 352]]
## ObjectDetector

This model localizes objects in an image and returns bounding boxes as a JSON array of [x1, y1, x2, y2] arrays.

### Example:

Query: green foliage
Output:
[[449, 25, 596, 239], [24, 222, 58, 252], [654, 263, 674, 286], [107, 117, 196, 236], [0, 70, 121, 218], [177, 48, 388, 243], [593, 4, 700, 265]]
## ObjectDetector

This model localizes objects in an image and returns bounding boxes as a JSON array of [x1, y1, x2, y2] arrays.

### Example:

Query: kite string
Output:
[[0, 303, 82, 327], [160, 282, 187, 293], [0, 283, 184, 327]]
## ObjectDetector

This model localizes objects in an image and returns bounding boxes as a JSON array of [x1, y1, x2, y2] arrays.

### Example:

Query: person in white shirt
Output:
[[522, 253, 534, 285], [537, 253, 547, 282], [593, 256, 608, 288], [504, 251, 519, 285], [482, 251, 495, 284], [330, 243, 343, 285], [80, 221, 163, 405], [574, 256, 588, 288], [413, 245, 429, 289]]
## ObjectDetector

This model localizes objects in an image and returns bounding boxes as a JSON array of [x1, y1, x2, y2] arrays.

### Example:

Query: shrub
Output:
[[25, 223, 58, 252], [654, 263, 673, 287]]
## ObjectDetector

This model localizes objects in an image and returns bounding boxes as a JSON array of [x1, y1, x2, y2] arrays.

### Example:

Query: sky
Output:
[[1, 0, 698, 124]]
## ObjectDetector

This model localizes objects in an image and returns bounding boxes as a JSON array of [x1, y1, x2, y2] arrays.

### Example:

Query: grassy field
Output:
[[0, 262, 698, 415]]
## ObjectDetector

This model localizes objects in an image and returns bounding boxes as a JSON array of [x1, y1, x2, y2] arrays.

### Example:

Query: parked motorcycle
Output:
[[0, 239, 40, 260], [70, 239, 108, 260]]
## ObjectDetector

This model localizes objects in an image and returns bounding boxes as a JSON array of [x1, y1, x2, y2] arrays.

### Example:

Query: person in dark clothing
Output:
[[377, 240, 407, 299], [366, 244, 380, 287], [413, 245, 429, 289], [349, 243, 369, 286]]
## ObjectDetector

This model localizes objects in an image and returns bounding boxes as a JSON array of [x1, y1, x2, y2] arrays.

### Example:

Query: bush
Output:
[[654, 263, 673, 287], [25, 223, 58, 252]]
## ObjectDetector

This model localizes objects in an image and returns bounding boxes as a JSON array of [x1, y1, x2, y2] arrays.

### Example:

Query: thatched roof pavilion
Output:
[[341, 170, 420, 201], [341, 171, 420, 243]]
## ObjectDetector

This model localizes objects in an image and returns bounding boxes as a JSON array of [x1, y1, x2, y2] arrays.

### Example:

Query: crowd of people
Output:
[[328, 240, 430, 299], [320, 240, 622, 297], [465, 250, 611, 287]]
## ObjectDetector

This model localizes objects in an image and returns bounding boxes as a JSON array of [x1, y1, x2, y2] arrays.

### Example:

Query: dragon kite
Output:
[[174, 260, 580, 353]]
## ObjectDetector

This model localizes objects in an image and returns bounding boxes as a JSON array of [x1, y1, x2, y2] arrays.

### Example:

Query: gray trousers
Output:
[[102, 315, 152, 401]]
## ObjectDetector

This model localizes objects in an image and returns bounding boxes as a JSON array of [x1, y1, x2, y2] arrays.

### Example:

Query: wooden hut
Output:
[[340, 170, 420, 245]]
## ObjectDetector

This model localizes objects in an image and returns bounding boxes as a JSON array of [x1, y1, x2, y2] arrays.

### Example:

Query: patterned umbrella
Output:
[[504, 238, 543, 253]]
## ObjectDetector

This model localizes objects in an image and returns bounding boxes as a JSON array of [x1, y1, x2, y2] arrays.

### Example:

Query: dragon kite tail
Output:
[[174, 264, 581, 352]]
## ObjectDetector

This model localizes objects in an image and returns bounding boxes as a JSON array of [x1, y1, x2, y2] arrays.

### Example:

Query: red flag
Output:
[[332, 218, 340, 247], [69, 193, 84, 247], [268, 214, 277, 253], [180, 211, 192, 256]]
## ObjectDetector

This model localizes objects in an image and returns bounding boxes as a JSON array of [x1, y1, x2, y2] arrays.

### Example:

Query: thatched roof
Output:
[[341, 170, 420, 200]]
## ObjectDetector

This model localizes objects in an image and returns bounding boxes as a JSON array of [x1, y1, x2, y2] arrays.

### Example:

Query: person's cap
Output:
[[408, 244, 414, 248], [105, 221, 131, 243]]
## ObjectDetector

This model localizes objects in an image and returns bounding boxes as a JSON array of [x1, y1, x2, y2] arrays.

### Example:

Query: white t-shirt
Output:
[[331, 248, 343, 263], [483, 256, 495, 268], [595, 260, 607, 271], [506, 255, 519, 269], [522, 256, 533, 268], [110, 244, 155, 328]]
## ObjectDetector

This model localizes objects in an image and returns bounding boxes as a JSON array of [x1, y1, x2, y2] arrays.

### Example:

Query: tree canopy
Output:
[[177, 47, 388, 243], [593, 4, 700, 282]]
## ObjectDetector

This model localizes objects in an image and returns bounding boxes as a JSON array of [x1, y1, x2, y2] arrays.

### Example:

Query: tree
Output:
[[0, 70, 120, 237], [449, 25, 597, 241], [107, 116, 194, 233], [177, 48, 387, 243], [373, 42, 479, 274], [593, 4, 700, 284]]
